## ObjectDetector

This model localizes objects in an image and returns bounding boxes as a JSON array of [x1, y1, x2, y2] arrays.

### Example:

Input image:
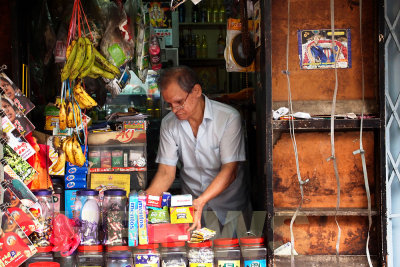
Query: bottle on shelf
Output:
[[179, 30, 185, 57], [219, 1, 226, 23], [195, 34, 202, 58], [206, 0, 212, 23], [212, 0, 219, 23], [192, 3, 199, 23], [201, 35, 208, 58], [184, 32, 190, 58], [200, 2, 207, 23], [217, 31, 226, 58], [178, 3, 185, 23], [191, 34, 197, 58]]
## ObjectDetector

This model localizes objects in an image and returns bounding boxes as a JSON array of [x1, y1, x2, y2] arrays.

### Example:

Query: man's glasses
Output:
[[165, 92, 190, 111]]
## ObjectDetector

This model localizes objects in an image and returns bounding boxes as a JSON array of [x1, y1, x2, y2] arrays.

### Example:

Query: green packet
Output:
[[148, 206, 170, 224]]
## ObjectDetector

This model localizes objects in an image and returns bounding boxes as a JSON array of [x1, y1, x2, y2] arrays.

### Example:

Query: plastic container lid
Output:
[[108, 251, 132, 259], [240, 237, 265, 246], [136, 244, 160, 250], [106, 245, 129, 251], [32, 189, 52, 196], [77, 189, 99, 196], [214, 238, 239, 247], [104, 189, 126, 196], [36, 246, 54, 253], [29, 262, 60, 267], [161, 241, 186, 248], [188, 240, 212, 248], [78, 245, 103, 252]]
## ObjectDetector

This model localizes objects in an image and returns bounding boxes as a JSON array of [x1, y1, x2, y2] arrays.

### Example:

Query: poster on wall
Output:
[[297, 29, 351, 70]]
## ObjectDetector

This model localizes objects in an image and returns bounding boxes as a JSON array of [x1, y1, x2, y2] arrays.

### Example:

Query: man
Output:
[[146, 66, 250, 235]]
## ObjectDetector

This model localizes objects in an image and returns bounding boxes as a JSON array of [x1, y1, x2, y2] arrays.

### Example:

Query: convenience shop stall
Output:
[[0, 0, 396, 266]]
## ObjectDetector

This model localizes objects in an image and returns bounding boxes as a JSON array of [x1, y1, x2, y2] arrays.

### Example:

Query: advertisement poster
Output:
[[149, 2, 172, 46], [297, 29, 351, 69]]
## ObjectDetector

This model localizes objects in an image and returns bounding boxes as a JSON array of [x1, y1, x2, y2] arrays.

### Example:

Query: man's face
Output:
[[1, 100, 16, 122], [162, 82, 195, 121], [0, 80, 15, 100]]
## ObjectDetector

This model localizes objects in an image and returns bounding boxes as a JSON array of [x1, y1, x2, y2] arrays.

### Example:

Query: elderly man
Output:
[[146, 66, 250, 235]]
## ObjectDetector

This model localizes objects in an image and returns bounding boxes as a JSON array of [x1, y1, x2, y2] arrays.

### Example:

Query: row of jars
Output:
[[25, 237, 266, 267]]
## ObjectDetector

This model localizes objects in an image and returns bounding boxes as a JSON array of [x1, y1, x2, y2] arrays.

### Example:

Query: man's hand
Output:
[[188, 197, 206, 232]]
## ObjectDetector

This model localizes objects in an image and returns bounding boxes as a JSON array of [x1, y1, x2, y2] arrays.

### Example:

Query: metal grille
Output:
[[385, 0, 400, 265]]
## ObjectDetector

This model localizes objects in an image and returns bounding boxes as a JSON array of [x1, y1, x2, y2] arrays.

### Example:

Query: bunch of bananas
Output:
[[61, 37, 121, 81], [73, 83, 98, 109], [51, 135, 86, 170], [57, 98, 82, 130]]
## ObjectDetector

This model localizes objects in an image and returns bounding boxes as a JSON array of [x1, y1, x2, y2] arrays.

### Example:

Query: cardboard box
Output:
[[171, 194, 193, 207], [65, 189, 79, 218], [147, 223, 190, 243], [65, 181, 87, 189], [90, 173, 130, 197], [65, 173, 87, 182], [170, 206, 194, 224]]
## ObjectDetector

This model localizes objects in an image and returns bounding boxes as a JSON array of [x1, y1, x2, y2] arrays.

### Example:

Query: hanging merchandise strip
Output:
[[326, 0, 342, 265], [352, 0, 373, 266]]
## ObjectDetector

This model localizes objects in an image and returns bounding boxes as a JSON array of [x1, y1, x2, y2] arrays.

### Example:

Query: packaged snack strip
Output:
[[138, 195, 149, 245]]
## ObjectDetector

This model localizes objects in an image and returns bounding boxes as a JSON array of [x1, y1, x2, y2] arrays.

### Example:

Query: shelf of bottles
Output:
[[177, 0, 227, 61]]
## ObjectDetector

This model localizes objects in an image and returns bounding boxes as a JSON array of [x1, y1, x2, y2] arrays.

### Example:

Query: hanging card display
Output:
[[297, 29, 352, 70], [2, 145, 38, 185], [0, 98, 35, 137], [0, 72, 35, 115]]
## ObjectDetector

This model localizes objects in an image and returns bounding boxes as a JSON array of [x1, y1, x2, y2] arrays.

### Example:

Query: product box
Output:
[[146, 195, 162, 209], [170, 206, 194, 224], [65, 180, 87, 189], [101, 151, 112, 168], [148, 206, 169, 224], [65, 189, 79, 218], [128, 192, 139, 247], [138, 195, 149, 245], [171, 194, 193, 207], [147, 223, 190, 243], [65, 164, 89, 175], [90, 173, 130, 197], [65, 173, 87, 182], [88, 150, 101, 168], [161, 192, 171, 208]]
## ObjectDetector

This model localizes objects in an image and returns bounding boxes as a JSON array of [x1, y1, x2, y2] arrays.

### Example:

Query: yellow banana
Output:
[[66, 101, 75, 128], [65, 137, 76, 165], [73, 101, 82, 126], [59, 102, 67, 130], [53, 136, 61, 149], [93, 48, 120, 76], [61, 139, 70, 163], [66, 40, 76, 59], [61, 40, 78, 81], [69, 37, 86, 80], [51, 150, 66, 172], [72, 135, 86, 167], [74, 92, 89, 109], [87, 73, 100, 79], [73, 84, 97, 108], [78, 38, 95, 79], [90, 64, 115, 79]]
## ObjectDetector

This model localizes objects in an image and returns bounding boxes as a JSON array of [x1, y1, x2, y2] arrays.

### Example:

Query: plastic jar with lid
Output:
[[75, 189, 101, 245], [214, 238, 241, 267], [23, 246, 54, 266], [134, 244, 161, 267], [53, 251, 77, 267], [107, 251, 133, 267], [187, 240, 214, 267], [31, 189, 54, 247], [240, 237, 266, 267], [102, 189, 127, 246], [161, 242, 187, 267], [76, 245, 104, 266], [28, 262, 60, 267]]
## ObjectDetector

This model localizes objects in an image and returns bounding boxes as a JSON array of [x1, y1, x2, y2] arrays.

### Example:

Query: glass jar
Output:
[[23, 246, 54, 266], [31, 189, 54, 247], [53, 251, 77, 267], [134, 244, 161, 267], [161, 241, 187, 267], [51, 177, 64, 214], [102, 189, 127, 246], [27, 262, 60, 267], [214, 238, 241, 267], [106, 245, 130, 261], [187, 240, 214, 267], [106, 251, 133, 267], [75, 189, 101, 245], [76, 245, 104, 266], [240, 237, 266, 267]]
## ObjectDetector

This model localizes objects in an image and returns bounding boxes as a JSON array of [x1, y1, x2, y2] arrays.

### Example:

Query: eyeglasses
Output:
[[165, 92, 190, 111]]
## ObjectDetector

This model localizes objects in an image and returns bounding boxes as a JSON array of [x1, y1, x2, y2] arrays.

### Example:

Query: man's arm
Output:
[[188, 161, 238, 231], [146, 163, 177, 196]]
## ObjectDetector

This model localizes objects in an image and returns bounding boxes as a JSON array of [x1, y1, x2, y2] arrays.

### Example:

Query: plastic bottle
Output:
[[240, 237, 267, 267], [149, 35, 162, 71]]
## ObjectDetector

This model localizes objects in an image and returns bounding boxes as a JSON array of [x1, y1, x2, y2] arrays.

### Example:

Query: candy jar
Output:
[[102, 189, 127, 246], [75, 189, 100, 245], [30, 189, 54, 247]]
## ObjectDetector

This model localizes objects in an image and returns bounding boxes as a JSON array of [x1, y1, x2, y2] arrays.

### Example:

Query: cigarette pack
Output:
[[146, 195, 162, 209], [128, 191, 139, 246], [170, 206, 194, 224], [171, 194, 193, 207], [138, 195, 149, 245]]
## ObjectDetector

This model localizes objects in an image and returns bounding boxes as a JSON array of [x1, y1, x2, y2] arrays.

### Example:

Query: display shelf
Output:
[[90, 167, 147, 173], [272, 118, 381, 131], [179, 22, 226, 28], [273, 255, 377, 266], [274, 208, 378, 217]]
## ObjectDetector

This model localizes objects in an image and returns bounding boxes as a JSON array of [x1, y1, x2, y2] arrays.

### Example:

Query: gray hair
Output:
[[157, 66, 200, 93]]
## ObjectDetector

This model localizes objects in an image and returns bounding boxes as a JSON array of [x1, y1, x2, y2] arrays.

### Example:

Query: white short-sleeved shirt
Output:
[[156, 95, 248, 222]]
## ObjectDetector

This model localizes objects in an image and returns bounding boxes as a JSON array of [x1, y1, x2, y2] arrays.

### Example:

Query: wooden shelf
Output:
[[274, 255, 377, 266], [179, 22, 226, 28], [274, 208, 378, 217], [272, 118, 381, 131]]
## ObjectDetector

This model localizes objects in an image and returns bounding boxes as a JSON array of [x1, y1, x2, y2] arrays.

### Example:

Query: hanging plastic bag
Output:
[[51, 213, 80, 256]]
